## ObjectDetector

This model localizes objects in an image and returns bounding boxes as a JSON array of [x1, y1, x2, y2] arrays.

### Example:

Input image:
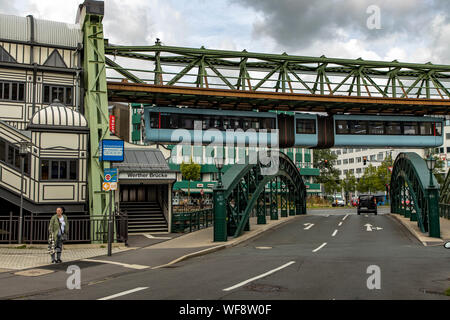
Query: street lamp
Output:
[[17, 140, 33, 244], [425, 155, 436, 187], [214, 156, 224, 188]]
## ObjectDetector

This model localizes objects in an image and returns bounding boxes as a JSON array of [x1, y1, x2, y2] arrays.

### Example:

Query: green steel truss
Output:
[[390, 153, 440, 237], [81, 7, 113, 222], [105, 41, 450, 114], [213, 152, 306, 240]]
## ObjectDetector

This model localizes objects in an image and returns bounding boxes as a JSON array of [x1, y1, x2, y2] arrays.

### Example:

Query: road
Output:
[[3, 208, 450, 300]]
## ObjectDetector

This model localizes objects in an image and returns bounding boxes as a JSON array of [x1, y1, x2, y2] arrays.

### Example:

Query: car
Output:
[[332, 197, 345, 207], [357, 194, 377, 215]]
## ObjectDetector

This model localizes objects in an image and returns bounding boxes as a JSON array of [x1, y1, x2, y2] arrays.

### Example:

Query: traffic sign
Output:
[[102, 182, 111, 191], [99, 139, 124, 162], [104, 168, 118, 182], [110, 182, 118, 190]]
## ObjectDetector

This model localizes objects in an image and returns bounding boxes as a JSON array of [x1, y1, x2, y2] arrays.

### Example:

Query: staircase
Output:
[[120, 201, 168, 233]]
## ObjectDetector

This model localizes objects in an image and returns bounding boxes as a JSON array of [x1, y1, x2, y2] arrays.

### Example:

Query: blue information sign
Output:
[[104, 168, 118, 183], [99, 139, 124, 162]]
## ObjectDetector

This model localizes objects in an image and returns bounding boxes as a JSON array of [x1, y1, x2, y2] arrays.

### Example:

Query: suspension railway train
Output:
[[144, 106, 443, 148]]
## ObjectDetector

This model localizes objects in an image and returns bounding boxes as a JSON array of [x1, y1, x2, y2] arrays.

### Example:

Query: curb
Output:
[[152, 215, 302, 269], [388, 213, 443, 246]]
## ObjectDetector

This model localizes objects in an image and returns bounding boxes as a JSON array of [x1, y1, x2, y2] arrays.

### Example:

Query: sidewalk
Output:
[[0, 215, 302, 272], [389, 214, 450, 246]]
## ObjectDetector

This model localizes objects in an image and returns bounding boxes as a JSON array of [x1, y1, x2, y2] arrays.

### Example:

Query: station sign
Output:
[[118, 172, 176, 180], [99, 139, 124, 162]]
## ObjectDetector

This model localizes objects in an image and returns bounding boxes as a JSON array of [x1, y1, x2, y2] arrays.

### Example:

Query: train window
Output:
[[243, 119, 251, 130], [170, 114, 180, 129], [296, 119, 316, 134], [335, 120, 349, 134], [223, 119, 231, 129], [150, 112, 159, 128], [368, 121, 384, 135], [385, 122, 401, 135], [420, 122, 433, 135], [231, 118, 241, 130], [349, 120, 368, 135], [212, 117, 222, 129], [403, 122, 419, 135], [251, 119, 260, 130], [435, 122, 442, 136], [203, 117, 211, 130], [182, 117, 194, 130]]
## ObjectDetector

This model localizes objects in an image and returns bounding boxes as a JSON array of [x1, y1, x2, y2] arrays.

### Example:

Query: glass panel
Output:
[[385, 122, 401, 135], [435, 122, 442, 136], [18, 83, 25, 101], [335, 120, 349, 134], [14, 148, 20, 169], [41, 160, 49, 180], [368, 121, 384, 135], [149, 112, 159, 128], [57, 87, 64, 103], [51, 161, 59, 179], [24, 154, 30, 175], [403, 122, 418, 135], [11, 83, 17, 100], [4, 83, 10, 100], [44, 85, 50, 103], [350, 121, 367, 134], [420, 122, 433, 135], [296, 119, 316, 134], [0, 82, 3, 99], [66, 87, 73, 105], [7, 145, 14, 165], [59, 161, 67, 179], [0, 140, 5, 162]]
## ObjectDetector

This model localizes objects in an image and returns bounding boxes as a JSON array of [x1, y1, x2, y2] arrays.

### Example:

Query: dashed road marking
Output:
[[98, 287, 149, 300], [338, 222, 343, 227], [342, 214, 349, 221], [332, 230, 338, 237], [312, 242, 327, 253], [81, 259, 149, 270], [223, 261, 296, 291]]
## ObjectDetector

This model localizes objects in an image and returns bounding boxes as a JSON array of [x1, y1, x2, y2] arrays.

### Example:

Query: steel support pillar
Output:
[[427, 187, 441, 238], [213, 188, 227, 241]]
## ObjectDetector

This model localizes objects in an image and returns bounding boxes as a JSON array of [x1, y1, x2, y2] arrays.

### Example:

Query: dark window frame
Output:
[[42, 84, 73, 106], [296, 119, 316, 134], [0, 80, 26, 102], [40, 158, 78, 181], [0, 137, 31, 175]]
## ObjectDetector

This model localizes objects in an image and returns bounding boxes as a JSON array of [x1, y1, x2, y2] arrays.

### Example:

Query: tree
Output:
[[357, 164, 379, 194], [341, 171, 357, 203], [180, 158, 201, 202], [375, 154, 393, 191], [313, 149, 341, 197]]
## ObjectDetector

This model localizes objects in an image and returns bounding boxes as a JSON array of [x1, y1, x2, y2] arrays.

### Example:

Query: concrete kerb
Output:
[[388, 213, 445, 246], [152, 215, 303, 269]]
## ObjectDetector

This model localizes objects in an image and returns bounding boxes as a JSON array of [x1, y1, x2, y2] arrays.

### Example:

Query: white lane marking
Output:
[[223, 261, 296, 292], [332, 229, 338, 237], [144, 234, 172, 240], [365, 224, 373, 232], [312, 242, 327, 253], [81, 259, 150, 270], [342, 214, 349, 221], [303, 223, 315, 230], [255, 246, 272, 250], [338, 222, 343, 227], [98, 287, 148, 300]]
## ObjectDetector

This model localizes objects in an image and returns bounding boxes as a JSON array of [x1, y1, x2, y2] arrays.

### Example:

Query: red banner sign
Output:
[[109, 115, 116, 134]]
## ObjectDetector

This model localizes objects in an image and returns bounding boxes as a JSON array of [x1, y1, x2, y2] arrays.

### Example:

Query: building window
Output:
[[446, 133, 450, 139], [349, 158, 354, 164], [0, 138, 30, 174], [357, 157, 361, 163], [370, 155, 376, 161], [0, 81, 25, 102], [343, 159, 348, 164], [356, 168, 362, 173], [377, 153, 384, 161], [41, 159, 77, 180], [337, 160, 341, 165], [43, 85, 73, 105], [447, 147, 450, 153]]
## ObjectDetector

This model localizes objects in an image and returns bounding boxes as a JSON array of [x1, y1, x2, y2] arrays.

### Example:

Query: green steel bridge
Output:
[[77, 1, 448, 241]]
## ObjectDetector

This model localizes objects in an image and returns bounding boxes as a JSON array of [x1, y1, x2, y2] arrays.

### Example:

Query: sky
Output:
[[2, 0, 450, 64]]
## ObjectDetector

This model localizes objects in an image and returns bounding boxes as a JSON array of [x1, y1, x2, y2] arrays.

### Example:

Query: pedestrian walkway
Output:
[[0, 215, 302, 272], [389, 214, 450, 246]]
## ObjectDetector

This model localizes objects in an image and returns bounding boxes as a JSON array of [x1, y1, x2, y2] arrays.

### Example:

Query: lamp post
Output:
[[213, 154, 226, 241], [17, 141, 33, 244], [425, 155, 440, 238]]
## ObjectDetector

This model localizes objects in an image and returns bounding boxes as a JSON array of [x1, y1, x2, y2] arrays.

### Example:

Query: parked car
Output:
[[332, 196, 345, 207], [357, 194, 377, 215]]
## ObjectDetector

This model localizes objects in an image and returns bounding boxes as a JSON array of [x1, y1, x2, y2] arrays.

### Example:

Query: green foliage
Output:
[[357, 164, 379, 194], [341, 170, 356, 200], [180, 158, 201, 199], [313, 149, 340, 196]]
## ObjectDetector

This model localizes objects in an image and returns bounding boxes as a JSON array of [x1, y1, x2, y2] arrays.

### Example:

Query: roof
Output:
[[28, 102, 88, 130], [0, 14, 82, 48], [113, 148, 171, 172]]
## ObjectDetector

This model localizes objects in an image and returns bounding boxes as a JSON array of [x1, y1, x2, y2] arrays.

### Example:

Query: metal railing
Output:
[[0, 211, 129, 244], [171, 209, 213, 233], [439, 203, 450, 219]]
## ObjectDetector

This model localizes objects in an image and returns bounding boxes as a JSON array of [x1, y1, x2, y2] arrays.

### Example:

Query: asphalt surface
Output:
[[3, 207, 448, 300]]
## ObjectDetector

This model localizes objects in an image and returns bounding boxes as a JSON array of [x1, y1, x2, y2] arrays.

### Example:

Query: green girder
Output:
[[104, 42, 450, 100], [215, 152, 306, 239], [439, 171, 450, 219], [390, 153, 439, 234]]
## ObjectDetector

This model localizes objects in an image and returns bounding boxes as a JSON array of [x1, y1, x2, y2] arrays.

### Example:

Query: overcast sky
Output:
[[2, 0, 450, 64]]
